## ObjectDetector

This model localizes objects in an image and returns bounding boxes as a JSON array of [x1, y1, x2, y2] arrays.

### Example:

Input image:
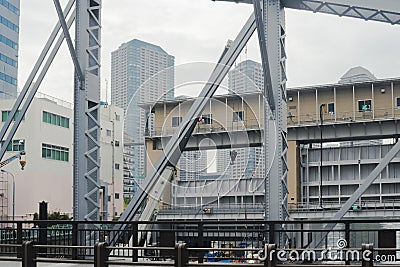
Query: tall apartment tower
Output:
[[111, 39, 174, 200], [0, 0, 19, 99], [216, 60, 265, 181], [228, 59, 263, 94]]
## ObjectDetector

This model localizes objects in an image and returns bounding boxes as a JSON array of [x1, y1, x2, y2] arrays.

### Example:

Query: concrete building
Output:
[[0, 0, 19, 99], [111, 39, 174, 200], [0, 93, 124, 220], [98, 103, 124, 220], [143, 71, 400, 220]]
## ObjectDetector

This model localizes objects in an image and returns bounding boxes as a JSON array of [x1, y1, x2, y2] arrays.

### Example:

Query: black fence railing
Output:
[[0, 219, 399, 266]]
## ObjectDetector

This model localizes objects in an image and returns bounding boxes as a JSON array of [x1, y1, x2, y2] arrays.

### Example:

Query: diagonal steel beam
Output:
[[0, 15, 76, 163], [0, 0, 75, 161], [309, 139, 400, 248], [109, 12, 257, 246], [53, 0, 84, 83], [212, 0, 400, 25], [252, 0, 275, 111]]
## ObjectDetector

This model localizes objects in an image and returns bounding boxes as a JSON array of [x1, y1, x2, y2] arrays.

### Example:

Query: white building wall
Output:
[[0, 96, 73, 217], [0, 95, 124, 219]]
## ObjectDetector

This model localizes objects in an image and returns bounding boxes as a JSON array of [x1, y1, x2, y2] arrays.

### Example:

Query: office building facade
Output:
[[0, 0, 19, 99]]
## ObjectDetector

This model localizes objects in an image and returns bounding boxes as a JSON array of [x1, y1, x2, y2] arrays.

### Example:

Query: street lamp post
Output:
[[319, 104, 326, 209], [1, 170, 15, 226]]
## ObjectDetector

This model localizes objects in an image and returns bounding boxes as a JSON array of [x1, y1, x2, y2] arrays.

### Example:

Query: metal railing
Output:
[[148, 119, 261, 137], [288, 107, 400, 127], [0, 219, 398, 266], [289, 200, 400, 212]]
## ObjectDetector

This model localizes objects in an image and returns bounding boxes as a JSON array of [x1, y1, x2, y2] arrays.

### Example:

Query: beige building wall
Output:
[[147, 79, 400, 207]]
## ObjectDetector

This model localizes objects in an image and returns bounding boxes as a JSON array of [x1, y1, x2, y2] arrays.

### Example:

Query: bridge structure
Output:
[[143, 76, 400, 221], [0, 0, 398, 250]]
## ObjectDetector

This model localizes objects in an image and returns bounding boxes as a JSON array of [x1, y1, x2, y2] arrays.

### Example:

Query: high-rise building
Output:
[[111, 39, 174, 200], [0, 0, 20, 99], [228, 59, 263, 94]]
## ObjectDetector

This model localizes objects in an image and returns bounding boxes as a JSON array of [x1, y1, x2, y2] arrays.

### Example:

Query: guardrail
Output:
[[0, 219, 398, 266], [289, 200, 400, 212], [17, 242, 398, 267], [288, 107, 400, 127]]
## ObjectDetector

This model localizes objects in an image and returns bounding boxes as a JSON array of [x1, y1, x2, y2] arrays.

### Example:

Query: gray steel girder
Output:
[[109, 12, 257, 246], [281, 0, 400, 25], [253, 0, 275, 111], [53, 0, 84, 83], [212, 0, 400, 25], [73, 0, 102, 223]]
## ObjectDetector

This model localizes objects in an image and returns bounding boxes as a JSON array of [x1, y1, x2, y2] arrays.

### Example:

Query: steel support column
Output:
[[73, 0, 102, 227], [263, 0, 288, 246]]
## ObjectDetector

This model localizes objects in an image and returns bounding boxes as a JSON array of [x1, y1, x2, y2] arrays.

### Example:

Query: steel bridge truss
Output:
[[0, 0, 399, 247]]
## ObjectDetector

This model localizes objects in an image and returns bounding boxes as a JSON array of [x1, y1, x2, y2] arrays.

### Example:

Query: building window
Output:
[[115, 193, 120, 200], [358, 100, 372, 112], [42, 143, 69, 162], [107, 195, 111, 202], [2, 110, 24, 122], [327, 103, 335, 114], [115, 114, 120, 121], [200, 114, 212, 125], [0, 34, 17, 50], [106, 129, 111, 136], [0, 0, 19, 15], [42, 111, 69, 128], [114, 140, 120, 147], [0, 53, 17, 68], [115, 163, 120, 170], [233, 111, 244, 122], [396, 97, 400, 109], [172, 116, 182, 127], [0, 15, 18, 32], [1, 139, 24, 152]]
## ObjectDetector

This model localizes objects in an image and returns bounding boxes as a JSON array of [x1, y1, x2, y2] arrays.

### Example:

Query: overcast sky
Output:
[[18, 0, 400, 103]]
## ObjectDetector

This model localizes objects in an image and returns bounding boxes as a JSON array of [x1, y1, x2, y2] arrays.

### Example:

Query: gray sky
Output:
[[18, 0, 400, 103]]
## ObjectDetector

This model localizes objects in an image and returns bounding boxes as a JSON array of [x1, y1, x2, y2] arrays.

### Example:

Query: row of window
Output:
[[42, 143, 69, 162], [0, 33, 17, 49], [171, 111, 245, 127], [0, 0, 19, 15], [1, 110, 24, 122], [1, 140, 69, 162], [0, 71, 16, 85], [1, 139, 24, 152], [0, 52, 17, 67], [42, 111, 70, 128], [0, 14, 18, 32]]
